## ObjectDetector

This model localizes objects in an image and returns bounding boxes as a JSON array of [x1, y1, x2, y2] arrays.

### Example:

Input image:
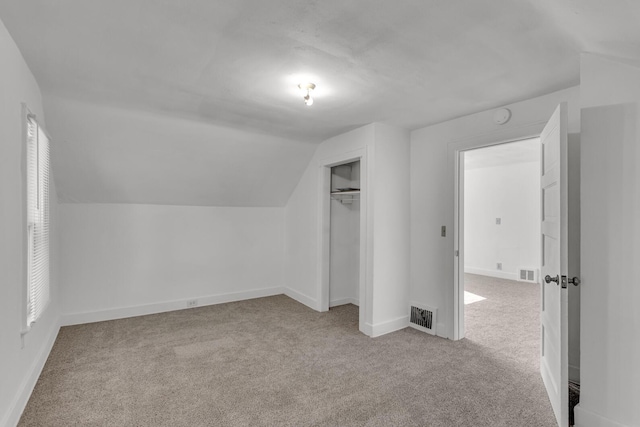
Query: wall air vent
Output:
[[409, 303, 437, 335], [518, 268, 538, 283]]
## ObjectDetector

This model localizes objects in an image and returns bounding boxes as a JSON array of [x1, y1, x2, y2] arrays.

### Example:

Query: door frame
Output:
[[317, 147, 371, 335], [451, 125, 544, 340]]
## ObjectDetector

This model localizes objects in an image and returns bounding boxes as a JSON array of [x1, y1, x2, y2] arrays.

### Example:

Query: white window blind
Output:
[[26, 113, 50, 327]]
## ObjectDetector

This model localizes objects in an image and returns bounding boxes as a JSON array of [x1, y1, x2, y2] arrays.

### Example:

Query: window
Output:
[[25, 110, 50, 328]]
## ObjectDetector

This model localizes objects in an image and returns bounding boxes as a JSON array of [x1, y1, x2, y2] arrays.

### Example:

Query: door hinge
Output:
[[455, 250, 459, 257]]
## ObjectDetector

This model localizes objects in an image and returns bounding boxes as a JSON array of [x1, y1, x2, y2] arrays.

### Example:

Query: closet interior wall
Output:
[[329, 161, 360, 307]]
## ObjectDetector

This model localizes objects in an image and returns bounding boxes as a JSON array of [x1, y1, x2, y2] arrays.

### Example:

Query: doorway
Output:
[[318, 148, 370, 335], [329, 161, 361, 309], [461, 138, 542, 350], [451, 106, 581, 426]]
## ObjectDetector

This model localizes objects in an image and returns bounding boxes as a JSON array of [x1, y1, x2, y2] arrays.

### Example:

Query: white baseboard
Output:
[[282, 287, 318, 311], [329, 297, 359, 307], [366, 315, 410, 338], [2, 319, 60, 427], [464, 267, 518, 281], [60, 287, 285, 326], [361, 322, 373, 336], [435, 322, 447, 338], [574, 405, 627, 427]]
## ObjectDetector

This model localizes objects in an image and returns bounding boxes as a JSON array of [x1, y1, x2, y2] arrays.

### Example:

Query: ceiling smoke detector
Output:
[[298, 82, 316, 106], [493, 108, 511, 125]]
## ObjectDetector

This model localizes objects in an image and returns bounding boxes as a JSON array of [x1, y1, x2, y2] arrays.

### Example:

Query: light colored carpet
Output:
[[19, 281, 556, 426], [464, 273, 543, 373]]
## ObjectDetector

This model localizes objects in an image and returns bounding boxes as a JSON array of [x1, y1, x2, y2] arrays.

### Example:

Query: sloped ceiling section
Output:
[[45, 97, 316, 206], [1, 0, 640, 206]]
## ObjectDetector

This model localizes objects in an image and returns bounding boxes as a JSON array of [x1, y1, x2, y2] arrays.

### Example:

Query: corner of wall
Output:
[[283, 287, 319, 311], [1, 317, 61, 427], [0, 17, 62, 426], [367, 315, 410, 338]]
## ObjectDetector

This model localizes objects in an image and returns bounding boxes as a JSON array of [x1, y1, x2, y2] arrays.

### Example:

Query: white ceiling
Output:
[[1, 1, 639, 206], [464, 138, 540, 170]]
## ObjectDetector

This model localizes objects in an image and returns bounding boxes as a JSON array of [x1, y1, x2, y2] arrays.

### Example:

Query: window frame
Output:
[[22, 104, 51, 333]]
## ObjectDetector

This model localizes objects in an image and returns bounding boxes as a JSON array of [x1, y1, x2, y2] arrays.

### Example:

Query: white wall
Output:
[[0, 18, 60, 427], [58, 203, 285, 324], [370, 123, 411, 329], [575, 54, 640, 427], [284, 123, 410, 336], [285, 124, 374, 309], [410, 86, 580, 339], [329, 199, 360, 306], [567, 134, 581, 383], [464, 160, 540, 280]]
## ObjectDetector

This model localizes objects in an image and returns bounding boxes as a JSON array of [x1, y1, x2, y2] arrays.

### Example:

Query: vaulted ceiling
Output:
[[1, 0, 639, 206]]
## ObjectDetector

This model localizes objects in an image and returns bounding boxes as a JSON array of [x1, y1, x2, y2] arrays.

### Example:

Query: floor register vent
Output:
[[518, 268, 538, 283], [409, 303, 437, 335]]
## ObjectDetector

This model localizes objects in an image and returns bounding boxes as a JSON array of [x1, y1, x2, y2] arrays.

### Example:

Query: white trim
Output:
[[283, 287, 319, 311], [574, 405, 627, 427], [361, 322, 373, 336], [464, 267, 519, 281], [451, 128, 544, 341], [317, 164, 332, 312], [2, 319, 60, 427], [368, 315, 410, 338], [435, 322, 447, 338], [60, 287, 285, 326], [408, 323, 435, 335], [317, 147, 372, 336], [21, 103, 31, 335], [453, 151, 465, 340], [329, 297, 359, 307]]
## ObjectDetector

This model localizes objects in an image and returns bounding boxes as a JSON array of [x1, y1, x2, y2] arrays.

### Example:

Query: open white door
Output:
[[540, 103, 569, 427]]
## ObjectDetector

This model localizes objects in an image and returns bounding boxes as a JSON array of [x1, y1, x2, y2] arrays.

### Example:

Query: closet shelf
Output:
[[331, 190, 360, 195]]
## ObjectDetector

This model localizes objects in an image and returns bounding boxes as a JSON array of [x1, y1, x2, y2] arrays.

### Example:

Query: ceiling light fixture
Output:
[[298, 82, 316, 106]]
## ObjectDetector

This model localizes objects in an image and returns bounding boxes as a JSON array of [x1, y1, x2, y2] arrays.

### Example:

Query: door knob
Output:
[[568, 277, 580, 286], [545, 275, 559, 284]]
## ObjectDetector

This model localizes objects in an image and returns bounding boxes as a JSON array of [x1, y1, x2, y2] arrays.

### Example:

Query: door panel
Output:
[[540, 103, 569, 427]]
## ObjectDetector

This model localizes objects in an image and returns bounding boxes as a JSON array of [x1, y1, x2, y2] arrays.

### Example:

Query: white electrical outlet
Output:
[[186, 299, 198, 308]]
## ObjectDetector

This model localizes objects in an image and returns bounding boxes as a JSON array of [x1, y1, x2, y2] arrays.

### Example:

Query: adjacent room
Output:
[[1, 1, 639, 427], [461, 139, 544, 383], [462, 139, 541, 347]]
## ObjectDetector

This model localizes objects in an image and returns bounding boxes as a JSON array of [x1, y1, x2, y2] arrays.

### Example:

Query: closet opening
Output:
[[329, 161, 361, 310], [318, 148, 370, 335]]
